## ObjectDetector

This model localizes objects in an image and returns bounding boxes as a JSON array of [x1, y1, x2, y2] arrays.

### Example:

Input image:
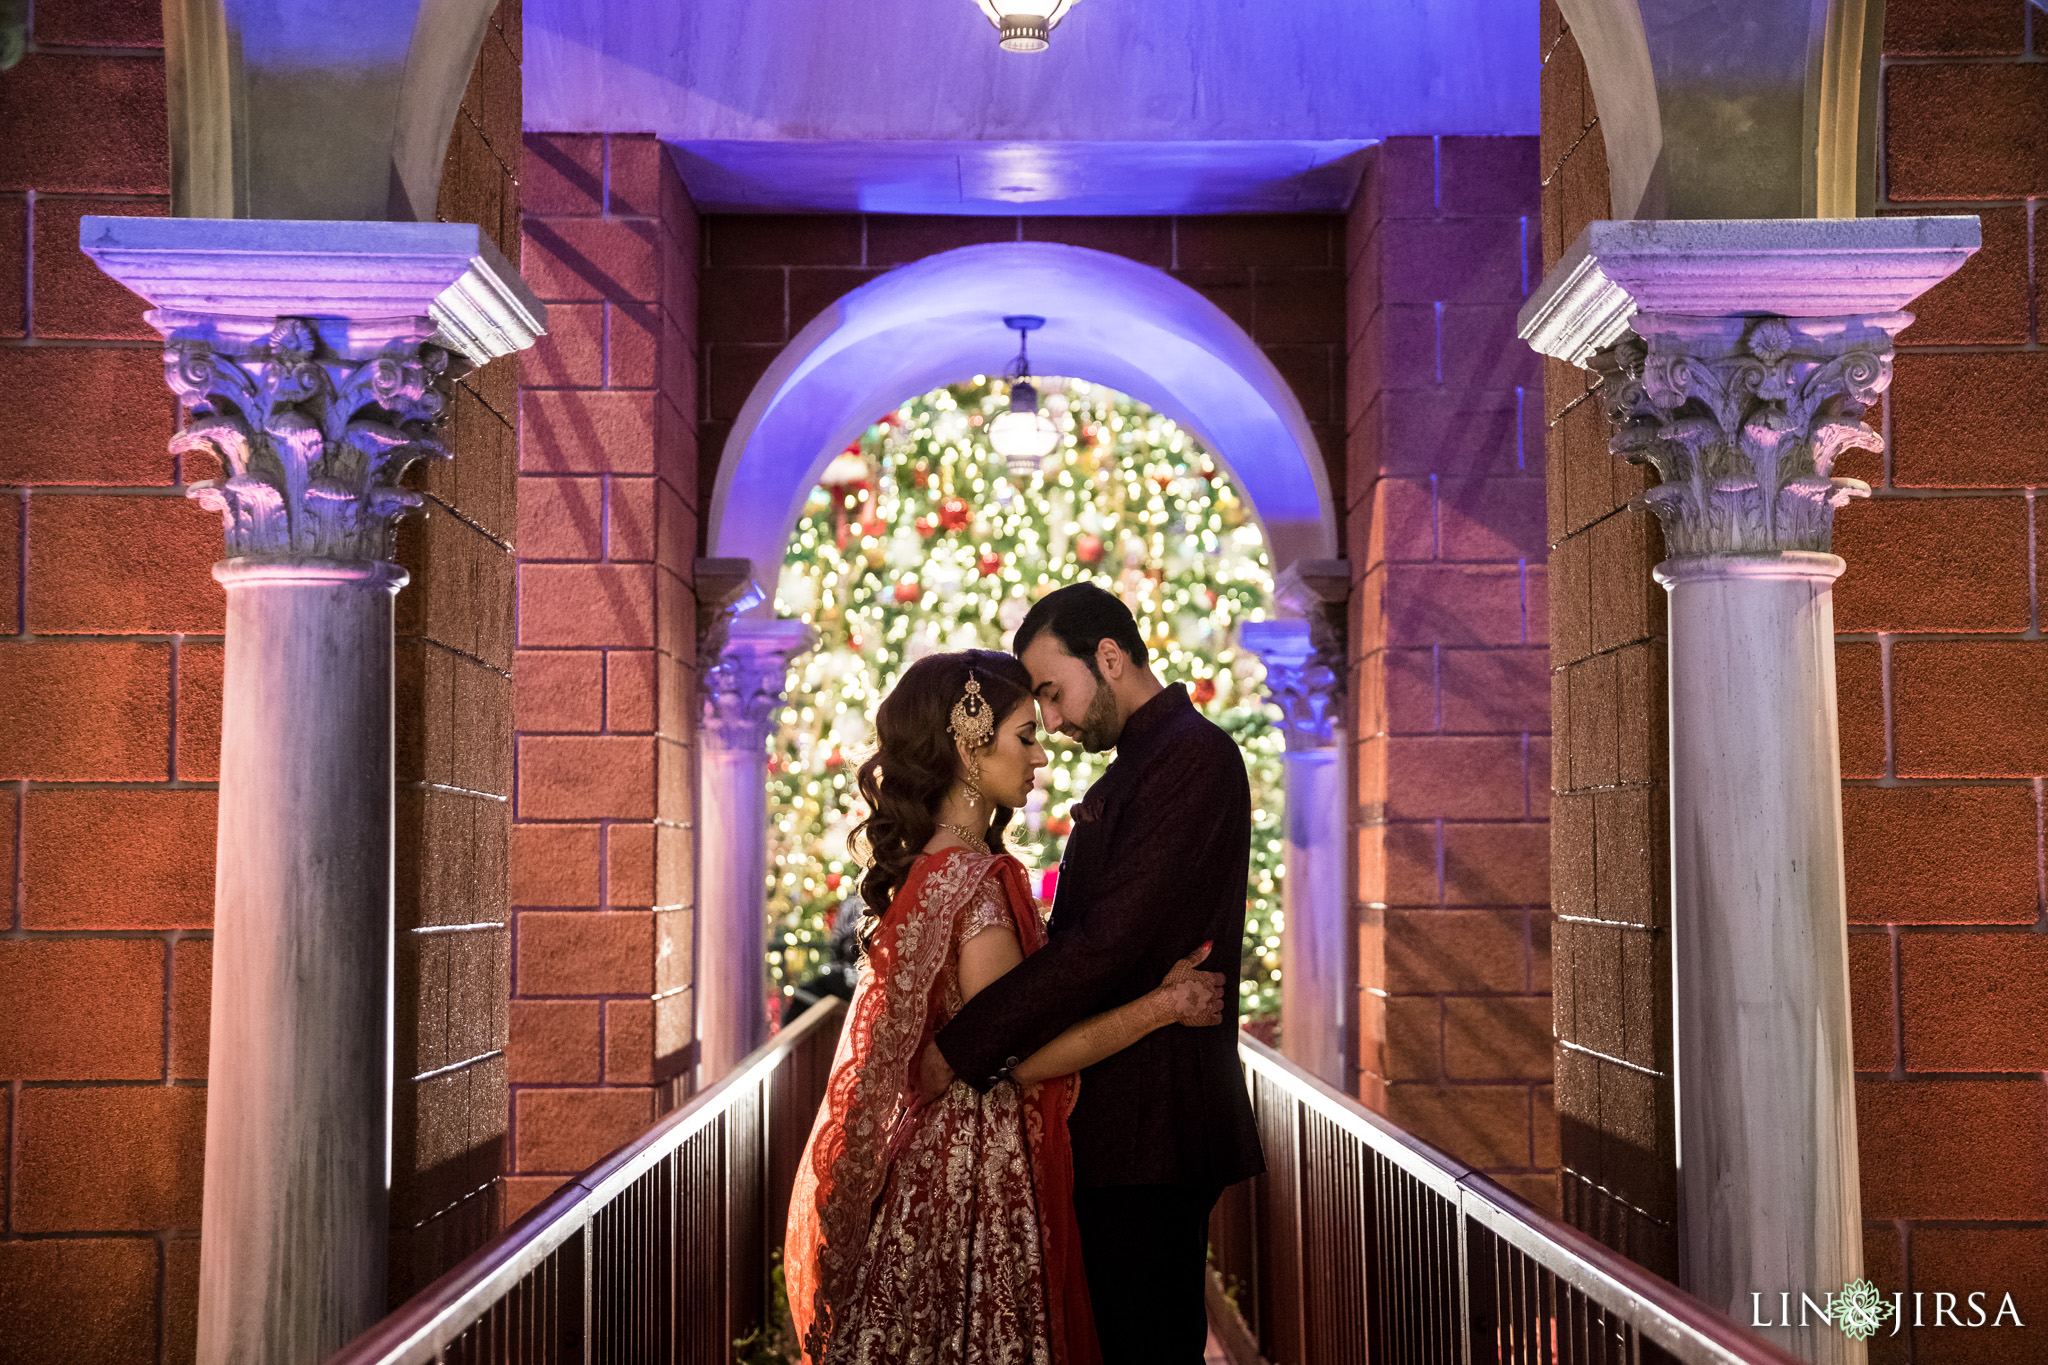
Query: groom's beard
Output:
[[1067, 673, 1122, 753]]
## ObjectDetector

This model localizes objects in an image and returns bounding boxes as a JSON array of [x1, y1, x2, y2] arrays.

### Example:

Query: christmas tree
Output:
[[768, 378, 1288, 1024]]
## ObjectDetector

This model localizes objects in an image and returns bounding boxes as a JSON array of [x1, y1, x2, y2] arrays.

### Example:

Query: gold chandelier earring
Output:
[[948, 672, 995, 814]]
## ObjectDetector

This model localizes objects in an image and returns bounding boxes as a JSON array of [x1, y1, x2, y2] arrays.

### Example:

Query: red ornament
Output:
[[1192, 677, 1217, 705], [825, 748, 844, 768], [915, 515, 937, 539], [894, 580, 922, 604], [1045, 813, 1073, 836], [978, 551, 1003, 577], [1075, 534, 1103, 564], [938, 496, 972, 531], [913, 468, 930, 487], [826, 872, 844, 892]]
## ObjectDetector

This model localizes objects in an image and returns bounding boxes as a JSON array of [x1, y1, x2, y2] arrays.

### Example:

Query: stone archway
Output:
[[707, 242, 1337, 580], [694, 242, 1350, 1083]]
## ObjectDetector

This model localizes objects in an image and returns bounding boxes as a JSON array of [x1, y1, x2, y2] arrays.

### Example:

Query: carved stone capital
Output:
[[1239, 620, 1342, 752], [79, 216, 547, 570], [1272, 558, 1351, 709], [701, 619, 816, 753], [1518, 217, 1982, 563], [1591, 312, 1903, 559], [168, 316, 451, 563]]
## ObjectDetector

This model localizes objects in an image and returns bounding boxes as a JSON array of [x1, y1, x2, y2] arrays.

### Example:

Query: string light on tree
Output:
[[768, 378, 1289, 1024]]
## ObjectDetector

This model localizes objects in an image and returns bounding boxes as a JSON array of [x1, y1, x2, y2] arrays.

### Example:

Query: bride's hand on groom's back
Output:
[[1156, 942, 1226, 1028]]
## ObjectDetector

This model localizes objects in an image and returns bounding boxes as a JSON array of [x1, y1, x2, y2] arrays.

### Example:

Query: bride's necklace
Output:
[[938, 819, 987, 848]]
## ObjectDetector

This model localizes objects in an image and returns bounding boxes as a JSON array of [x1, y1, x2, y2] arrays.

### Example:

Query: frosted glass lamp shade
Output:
[[972, 0, 1078, 52], [989, 393, 1060, 473]]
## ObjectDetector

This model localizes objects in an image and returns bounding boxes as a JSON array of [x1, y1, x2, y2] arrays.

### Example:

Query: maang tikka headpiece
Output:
[[948, 672, 995, 749]]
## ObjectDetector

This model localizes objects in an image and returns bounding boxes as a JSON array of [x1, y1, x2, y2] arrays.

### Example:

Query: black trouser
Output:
[[1073, 1183, 1222, 1363]]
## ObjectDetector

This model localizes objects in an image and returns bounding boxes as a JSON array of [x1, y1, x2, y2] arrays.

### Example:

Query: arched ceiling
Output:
[[523, 0, 1538, 215], [709, 243, 1337, 587]]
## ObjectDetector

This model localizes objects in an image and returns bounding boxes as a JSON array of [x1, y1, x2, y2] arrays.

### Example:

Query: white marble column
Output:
[[83, 218, 542, 1365], [697, 616, 816, 1085], [1520, 218, 1977, 1364], [1242, 608, 1348, 1089]]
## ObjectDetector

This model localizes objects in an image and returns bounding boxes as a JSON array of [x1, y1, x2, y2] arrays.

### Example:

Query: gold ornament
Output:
[[947, 673, 995, 749]]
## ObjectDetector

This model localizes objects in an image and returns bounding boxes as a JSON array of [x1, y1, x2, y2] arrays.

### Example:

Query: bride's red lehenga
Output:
[[786, 846, 1101, 1365]]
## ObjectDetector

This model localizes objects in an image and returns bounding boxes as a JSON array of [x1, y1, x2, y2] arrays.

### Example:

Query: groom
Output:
[[921, 582, 1265, 1361]]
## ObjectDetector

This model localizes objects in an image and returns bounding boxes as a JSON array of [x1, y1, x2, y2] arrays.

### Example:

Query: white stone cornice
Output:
[[1517, 216, 1981, 366], [79, 217, 546, 364], [702, 619, 816, 752]]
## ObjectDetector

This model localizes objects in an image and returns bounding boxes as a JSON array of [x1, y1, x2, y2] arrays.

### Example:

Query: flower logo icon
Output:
[[1830, 1280, 1896, 1341]]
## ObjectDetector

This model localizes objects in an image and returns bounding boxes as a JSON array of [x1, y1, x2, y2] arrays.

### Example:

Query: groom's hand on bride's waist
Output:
[[915, 1042, 957, 1102]]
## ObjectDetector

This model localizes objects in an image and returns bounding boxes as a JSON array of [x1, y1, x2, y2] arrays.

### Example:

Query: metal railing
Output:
[[1209, 1035, 1808, 1365], [331, 999, 845, 1365]]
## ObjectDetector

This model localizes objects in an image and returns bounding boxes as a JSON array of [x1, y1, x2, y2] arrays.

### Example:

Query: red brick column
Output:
[[1835, 7, 2048, 1355], [1344, 135, 1554, 1211], [1536, 0, 1681, 1278], [386, 3, 524, 1303], [507, 133, 701, 1223]]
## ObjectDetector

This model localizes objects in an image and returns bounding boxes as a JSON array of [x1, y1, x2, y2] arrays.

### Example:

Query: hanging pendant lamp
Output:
[[972, 0, 1079, 53], [987, 315, 1060, 477]]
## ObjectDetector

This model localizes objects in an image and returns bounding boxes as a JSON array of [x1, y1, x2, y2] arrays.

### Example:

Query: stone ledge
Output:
[[1518, 216, 1982, 366], [79, 216, 547, 365]]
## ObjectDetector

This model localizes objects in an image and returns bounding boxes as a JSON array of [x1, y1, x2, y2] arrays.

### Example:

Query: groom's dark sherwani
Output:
[[937, 683, 1264, 1358]]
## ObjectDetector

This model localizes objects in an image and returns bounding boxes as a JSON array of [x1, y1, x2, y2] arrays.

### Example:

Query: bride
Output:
[[785, 649, 1224, 1365]]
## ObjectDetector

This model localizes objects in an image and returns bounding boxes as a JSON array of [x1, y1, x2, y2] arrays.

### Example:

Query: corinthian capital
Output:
[[78, 216, 545, 568], [1518, 217, 1983, 562], [702, 620, 817, 752], [170, 317, 450, 562], [1240, 619, 1341, 752], [1591, 313, 1897, 559]]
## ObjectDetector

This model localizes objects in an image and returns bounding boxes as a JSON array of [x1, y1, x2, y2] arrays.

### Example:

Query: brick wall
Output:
[[1841, 3, 2048, 1358], [693, 213, 1348, 528], [0, 6, 211, 1359], [387, 0, 524, 1304], [1344, 137, 1556, 1213], [0, 0, 526, 1350], [1537, 0, 1680, 1278], [507, 133, 702, 1224]]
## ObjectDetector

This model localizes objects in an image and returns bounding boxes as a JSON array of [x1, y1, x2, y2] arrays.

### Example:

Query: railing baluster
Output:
[[333, 1012, 1808, 1365]]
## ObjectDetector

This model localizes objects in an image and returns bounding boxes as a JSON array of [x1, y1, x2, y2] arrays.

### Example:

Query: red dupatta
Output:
[[784, 846, 1098, 1365]]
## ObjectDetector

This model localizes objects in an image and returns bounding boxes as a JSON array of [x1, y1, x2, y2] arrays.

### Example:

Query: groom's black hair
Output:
[[1012, 581, 1150, 671]]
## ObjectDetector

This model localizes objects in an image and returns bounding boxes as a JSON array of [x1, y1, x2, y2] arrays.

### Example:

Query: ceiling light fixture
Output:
[[973, 0, 1078, 53], [987, 315, 1060, 477]]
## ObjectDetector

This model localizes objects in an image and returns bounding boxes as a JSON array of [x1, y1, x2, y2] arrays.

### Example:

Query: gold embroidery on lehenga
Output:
[[791, 849, 1068, 1365]]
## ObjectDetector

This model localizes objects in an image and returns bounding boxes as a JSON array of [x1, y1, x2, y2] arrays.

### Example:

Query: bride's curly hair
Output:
[[851, 648, 1035, 930]]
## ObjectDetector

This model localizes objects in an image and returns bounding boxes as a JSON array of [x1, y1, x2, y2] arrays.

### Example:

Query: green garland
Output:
[[768, 378, 1288, 1021]]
